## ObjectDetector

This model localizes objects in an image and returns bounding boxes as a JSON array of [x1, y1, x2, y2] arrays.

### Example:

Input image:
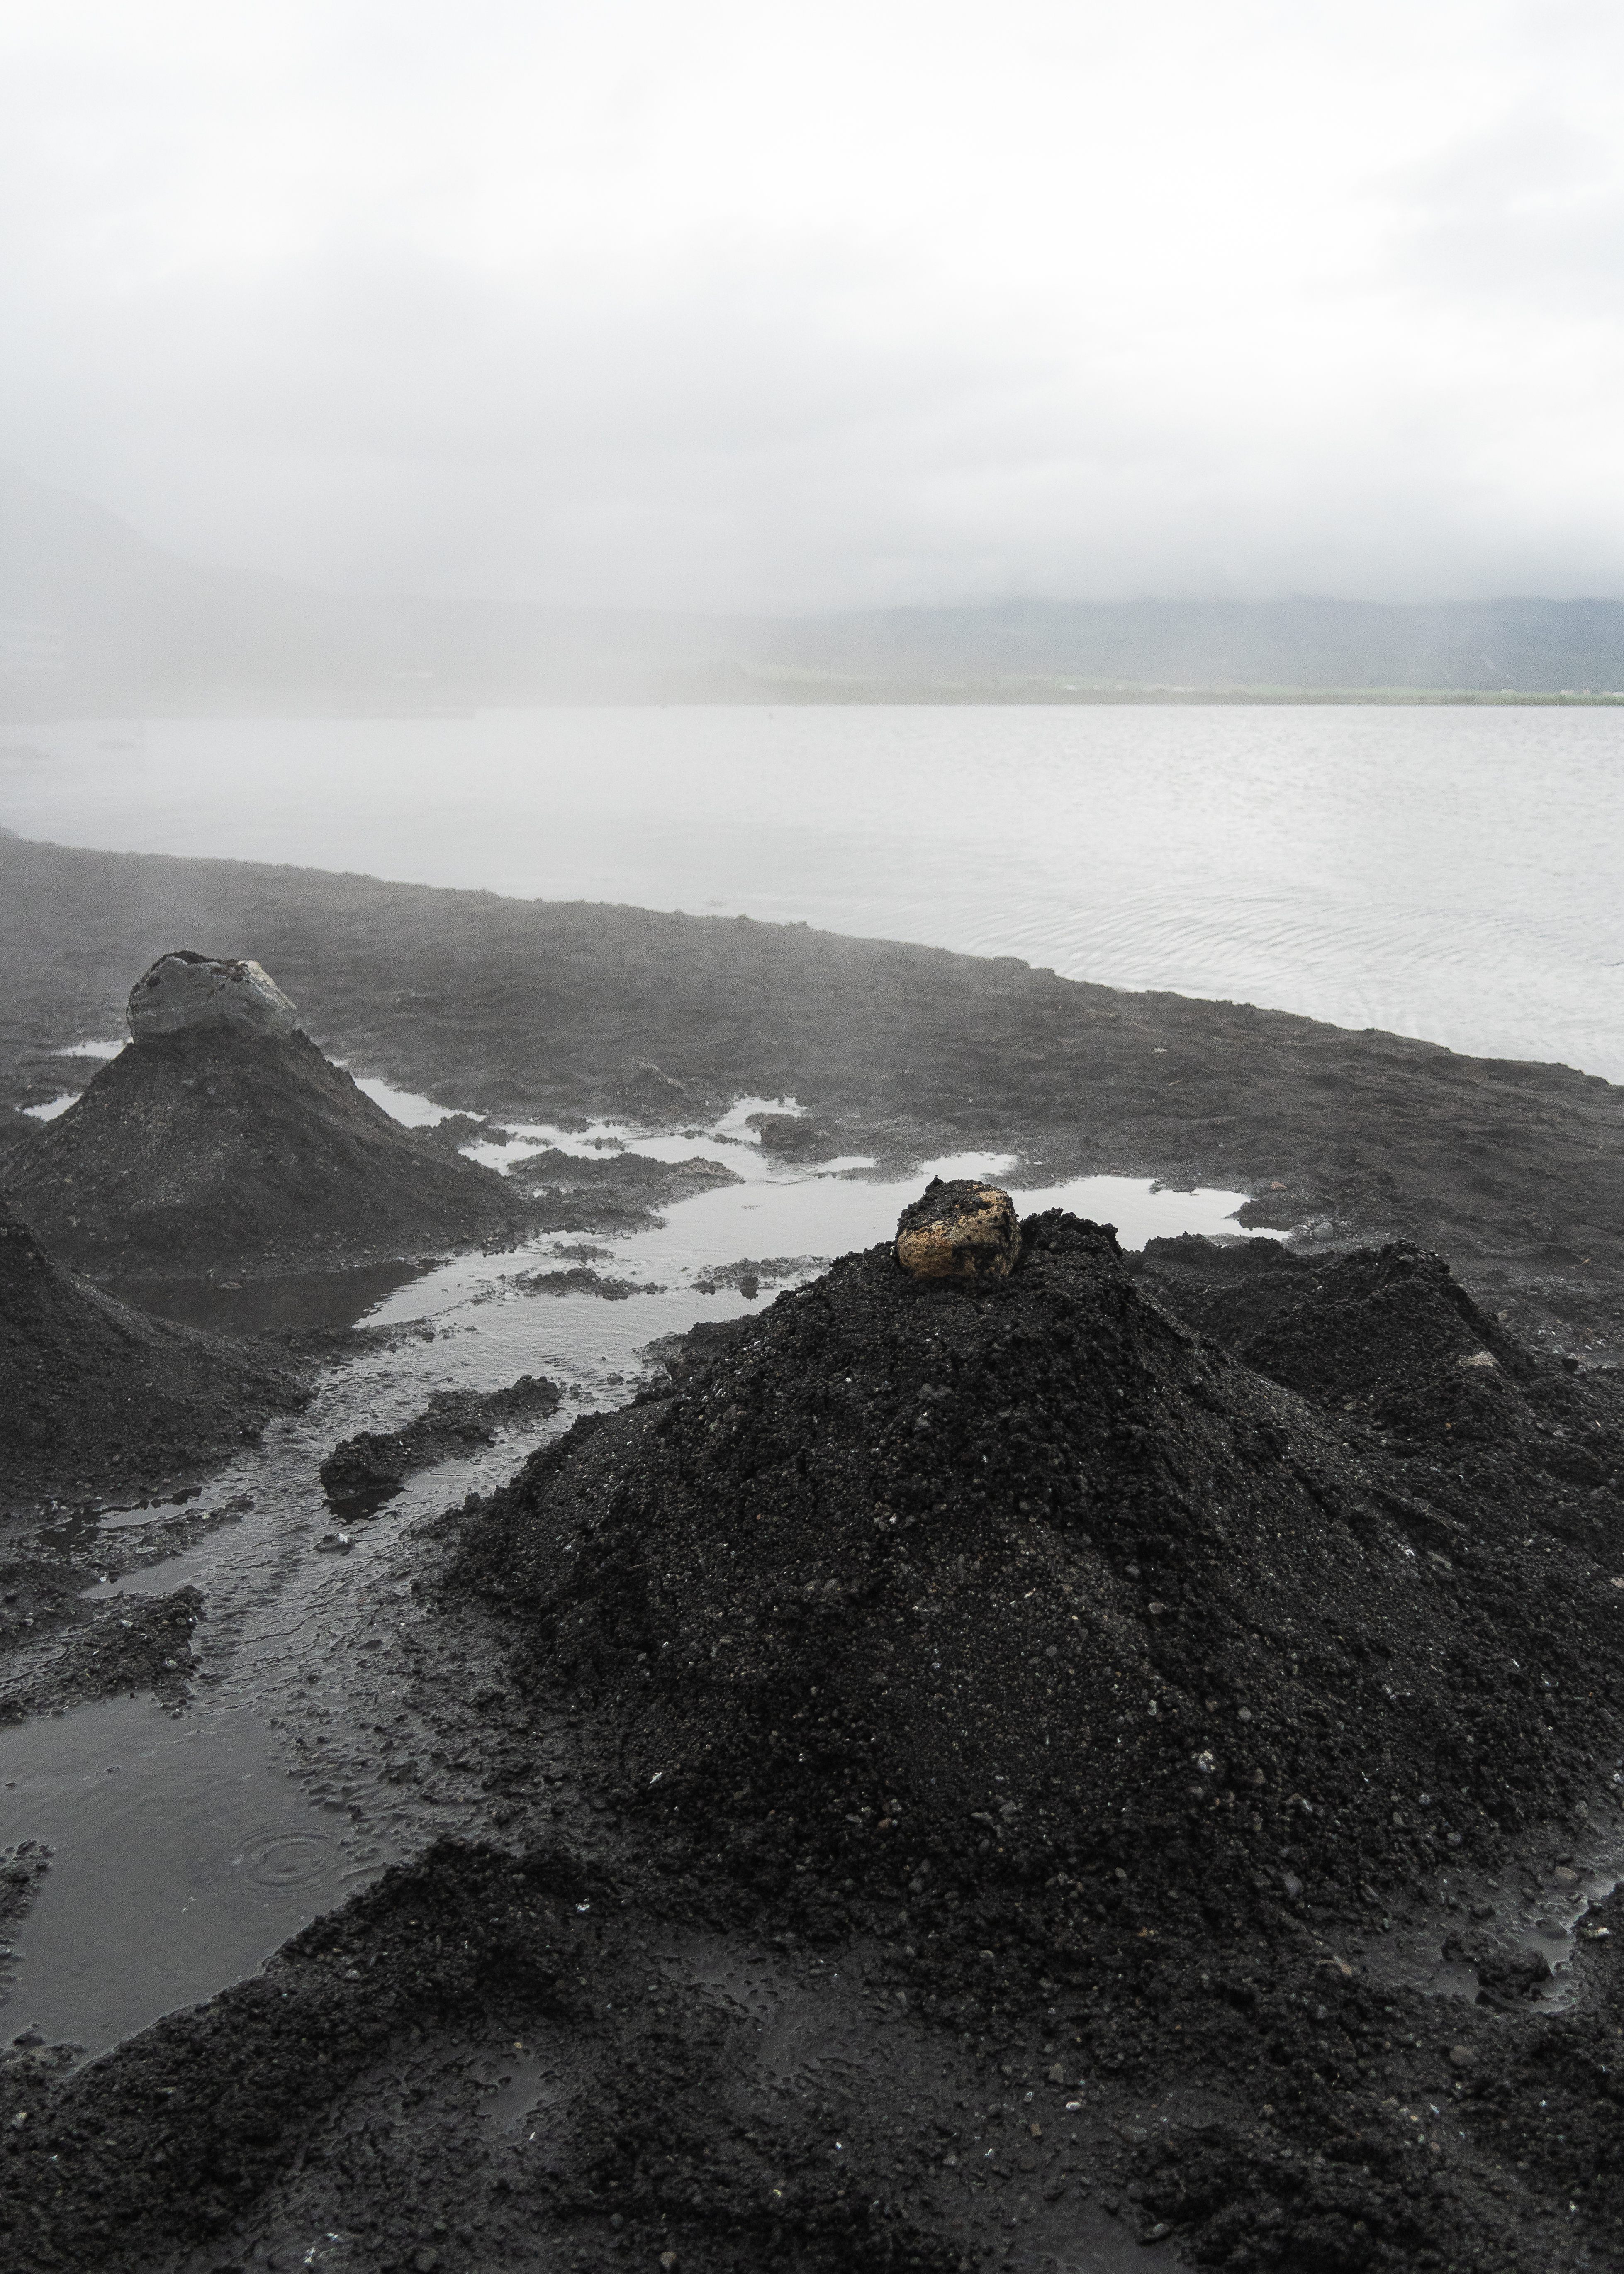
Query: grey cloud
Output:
[[4, 1, 1624, 609]]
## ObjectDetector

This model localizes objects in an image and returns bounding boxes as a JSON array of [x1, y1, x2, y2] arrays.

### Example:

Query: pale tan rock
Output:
[[894, 1178, 1020, 1280]]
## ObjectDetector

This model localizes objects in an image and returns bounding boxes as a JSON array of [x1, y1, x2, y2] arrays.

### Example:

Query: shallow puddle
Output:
[[360, 1107, 1268, 1387], [0, 1695, 357, 2054], [103, 1259, 436, 1336]]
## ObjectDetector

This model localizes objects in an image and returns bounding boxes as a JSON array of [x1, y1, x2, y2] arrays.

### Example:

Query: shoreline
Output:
[[4, 829, 1621, 1360], [7, 685, 1624, 721]]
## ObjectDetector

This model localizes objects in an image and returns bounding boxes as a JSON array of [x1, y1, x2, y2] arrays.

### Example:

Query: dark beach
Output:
[[2, 833, 1624, 2274]]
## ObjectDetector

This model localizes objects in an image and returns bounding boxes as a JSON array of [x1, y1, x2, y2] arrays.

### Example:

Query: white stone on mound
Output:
[[127, 952, 299, 1039]]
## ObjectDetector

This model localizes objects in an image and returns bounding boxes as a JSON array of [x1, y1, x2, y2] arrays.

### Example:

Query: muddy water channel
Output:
[[2, 1100, 1262, 2060]]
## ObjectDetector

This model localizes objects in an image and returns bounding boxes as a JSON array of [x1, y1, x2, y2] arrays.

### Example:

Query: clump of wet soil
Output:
[[0, 1195, 306, 1510], [1, 1492, 262, 1722], [747, 1111, 842, 1159], [418, 1110, 507, 1153], [6, 1023, 533, 1281], [0, 1585, 205, 1724], [0, 1840, 51, 1936], [320, 1375, 562, 1513], [509, 1265, 667, 1301], [691, 1254, 824, 1297], [511, 1147, 742, 1236]]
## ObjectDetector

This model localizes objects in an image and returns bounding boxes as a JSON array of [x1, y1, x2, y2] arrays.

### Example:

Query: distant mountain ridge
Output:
[[4, 466, 1623, 707]]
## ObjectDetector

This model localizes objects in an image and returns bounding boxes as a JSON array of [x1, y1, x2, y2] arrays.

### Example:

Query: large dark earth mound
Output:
[[7, 1021, 533, 1280], [0, 1193, 305, 1506], [460, 1213, 1624, 1934], [10, 1216, 1624, 2272]]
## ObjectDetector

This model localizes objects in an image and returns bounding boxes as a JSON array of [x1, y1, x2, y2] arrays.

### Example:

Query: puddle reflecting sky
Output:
[[0, 1696, 355, 2052]]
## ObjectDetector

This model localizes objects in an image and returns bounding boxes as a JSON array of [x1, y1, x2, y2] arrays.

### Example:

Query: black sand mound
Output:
[[320, 1374, 562, 1511], [11, 1213, 1624, 2271], [1134, 1234, 1530, 1401], [7, 1021, 534, 1280], [1135, 1234, 1617, 1480], [458, 1211, 1624, 1933], [0, 1194, 306, 1507]]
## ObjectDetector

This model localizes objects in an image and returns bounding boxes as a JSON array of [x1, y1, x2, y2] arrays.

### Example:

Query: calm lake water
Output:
[[5, 702, 1622, 1080]]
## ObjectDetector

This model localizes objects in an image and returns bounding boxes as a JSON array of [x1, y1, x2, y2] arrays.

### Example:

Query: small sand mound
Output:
[[8, 991, 533, 1280], [1136, 1235, 1529, 1401], [1134, 1235, 1605, 1473], [460, 1210, 1624, 1935]]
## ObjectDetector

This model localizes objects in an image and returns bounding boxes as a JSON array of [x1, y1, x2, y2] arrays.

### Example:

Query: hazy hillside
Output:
[[760, 594, 1624, 696], [5, 467, 1624, 709]]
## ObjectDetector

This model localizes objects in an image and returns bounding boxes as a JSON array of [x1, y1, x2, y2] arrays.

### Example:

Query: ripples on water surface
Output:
[[4, 701, 1622, 1076]]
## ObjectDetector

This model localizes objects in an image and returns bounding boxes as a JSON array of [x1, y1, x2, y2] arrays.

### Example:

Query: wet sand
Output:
[[4, 835, 1624, 2270]]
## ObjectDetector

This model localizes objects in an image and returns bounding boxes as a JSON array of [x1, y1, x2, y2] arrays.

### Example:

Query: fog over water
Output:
[[7, 700, 1622, 1082]]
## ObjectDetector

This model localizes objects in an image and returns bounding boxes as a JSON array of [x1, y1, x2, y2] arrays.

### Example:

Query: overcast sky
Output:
[[3, 0, 1623, 612]]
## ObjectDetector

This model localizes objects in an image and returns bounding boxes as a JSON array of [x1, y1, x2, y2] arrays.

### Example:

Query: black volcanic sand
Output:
[[459, 1214, 1624, 1922], [0, 1100, 37, 1163], [10, 1835, 1624, 2274], [2, 1838, 1169, 2274], [5, 830, 1624, 2269], [0, 1194, 305, 1509], [319, 1375, 562, 1514], [442, 1211, 1624, 2268], [0, 1192, 307, 1717], [9, 1219, 1624, 2270], [2, 832, 1622, 1355], [6, 1019, 535, 1281]]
